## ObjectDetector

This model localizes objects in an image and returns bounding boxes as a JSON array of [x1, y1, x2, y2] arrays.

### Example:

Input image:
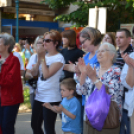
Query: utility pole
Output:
[[15, 0, 19, 43]]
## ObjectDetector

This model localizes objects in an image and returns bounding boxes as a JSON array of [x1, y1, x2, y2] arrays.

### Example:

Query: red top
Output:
[[0, 53, 24, 106]]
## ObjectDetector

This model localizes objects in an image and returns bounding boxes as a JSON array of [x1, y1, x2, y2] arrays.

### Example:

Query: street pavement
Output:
[[15, 112, 62, 134]]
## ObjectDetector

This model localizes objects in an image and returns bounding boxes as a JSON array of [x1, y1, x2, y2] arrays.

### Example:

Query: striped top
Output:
[[116, 45, 134, 70]]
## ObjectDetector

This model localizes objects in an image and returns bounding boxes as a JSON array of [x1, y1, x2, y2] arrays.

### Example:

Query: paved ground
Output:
[[15, 112, 62, 134]]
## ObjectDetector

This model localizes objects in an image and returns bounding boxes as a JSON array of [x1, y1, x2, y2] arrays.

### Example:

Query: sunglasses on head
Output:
[[43, 39, 54, 43]]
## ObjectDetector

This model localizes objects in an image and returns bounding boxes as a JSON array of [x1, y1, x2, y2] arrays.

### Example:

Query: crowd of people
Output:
[[0, 27, 134, 134]]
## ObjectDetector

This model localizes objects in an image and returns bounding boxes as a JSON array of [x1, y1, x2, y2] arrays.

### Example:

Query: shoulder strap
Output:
[[35, 54, 38, 63]]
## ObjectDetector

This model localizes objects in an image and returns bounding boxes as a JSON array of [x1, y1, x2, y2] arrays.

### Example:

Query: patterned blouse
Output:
[[74, 65, 123, 121]]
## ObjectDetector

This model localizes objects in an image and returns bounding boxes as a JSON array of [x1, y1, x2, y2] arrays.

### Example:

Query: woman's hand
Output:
[[77, 58, 86, 74], [37, 45, 46, 60], [75, 62, 81, 76], [86, 64, 97, 82]]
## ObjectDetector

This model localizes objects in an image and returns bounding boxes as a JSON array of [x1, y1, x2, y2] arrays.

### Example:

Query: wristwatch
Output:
[[93, 79, 100, 84]]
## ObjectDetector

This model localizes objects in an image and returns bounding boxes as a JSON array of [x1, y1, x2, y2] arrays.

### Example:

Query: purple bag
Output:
[[85, 84, 111, 131]]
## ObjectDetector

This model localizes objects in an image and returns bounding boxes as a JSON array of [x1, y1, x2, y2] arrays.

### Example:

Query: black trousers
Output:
[[31, 100, 44, 134], [31, 100, 60, 134]]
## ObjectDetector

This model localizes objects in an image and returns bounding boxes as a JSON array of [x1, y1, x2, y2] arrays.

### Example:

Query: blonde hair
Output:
[[15, 43, 21, 51], [33, 35, 44, 50]]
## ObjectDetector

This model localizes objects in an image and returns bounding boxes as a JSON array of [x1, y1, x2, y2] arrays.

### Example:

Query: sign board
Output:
[[2, 25, 12, 35], [88, 7, 107, 34], [121, 24, 134, 37], [0, 0, 12, 7], [3, 7, 55, 16]]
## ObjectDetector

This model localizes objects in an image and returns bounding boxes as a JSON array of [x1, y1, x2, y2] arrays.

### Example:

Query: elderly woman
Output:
[[75, 42, 123, 134], [31, 30, 65, 134], [121, 52, 134, 134], [0, 33, 23, 134]]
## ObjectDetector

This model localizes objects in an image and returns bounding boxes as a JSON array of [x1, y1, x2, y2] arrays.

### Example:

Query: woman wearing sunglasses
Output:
[[31, 30, 65, 134]]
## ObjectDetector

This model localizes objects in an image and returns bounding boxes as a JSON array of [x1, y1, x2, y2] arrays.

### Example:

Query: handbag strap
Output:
[[91, 84, 95, 94], [35, 54, 38, 63]]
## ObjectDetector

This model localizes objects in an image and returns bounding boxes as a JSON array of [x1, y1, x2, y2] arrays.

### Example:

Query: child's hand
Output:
[[42, 103, 51, 109], [54, 105, 63, 112]]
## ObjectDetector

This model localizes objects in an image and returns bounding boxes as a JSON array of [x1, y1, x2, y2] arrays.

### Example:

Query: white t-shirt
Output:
[[26, 54, 38, 94], [35, 53, 65, 102], [26, 54, 38, 70], [13, 52, 24, 70]]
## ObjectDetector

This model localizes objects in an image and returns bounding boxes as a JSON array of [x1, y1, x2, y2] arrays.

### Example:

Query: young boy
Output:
[[43, 78, 82, 134]]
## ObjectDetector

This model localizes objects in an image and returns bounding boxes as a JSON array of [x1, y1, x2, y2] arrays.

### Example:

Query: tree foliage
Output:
[[41, 0, 76, 9], [42, 0, 134, 32]]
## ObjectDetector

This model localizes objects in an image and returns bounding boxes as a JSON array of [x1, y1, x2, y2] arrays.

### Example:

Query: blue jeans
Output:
[[0, 103, 20, 134], [120, 109, 131, 134]]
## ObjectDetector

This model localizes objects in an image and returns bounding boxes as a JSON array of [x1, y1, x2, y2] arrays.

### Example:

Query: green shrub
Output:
[[21, 86, 31, 109]]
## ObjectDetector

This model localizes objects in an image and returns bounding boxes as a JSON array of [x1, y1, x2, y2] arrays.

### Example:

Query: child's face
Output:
[[60, 85, 73, 98]]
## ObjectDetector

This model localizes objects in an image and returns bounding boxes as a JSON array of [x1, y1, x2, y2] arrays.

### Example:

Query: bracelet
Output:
[[94, 79, 100, 84]]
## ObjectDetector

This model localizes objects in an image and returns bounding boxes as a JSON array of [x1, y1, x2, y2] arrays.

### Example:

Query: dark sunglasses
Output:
[[43, 39, 54, 43]]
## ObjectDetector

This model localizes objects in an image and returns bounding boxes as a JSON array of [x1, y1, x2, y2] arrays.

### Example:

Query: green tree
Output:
[[42, 0, 134, 32]]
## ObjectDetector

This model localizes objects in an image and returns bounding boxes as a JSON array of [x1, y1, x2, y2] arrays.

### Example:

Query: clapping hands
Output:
[[121, 53, 134, 67], [37, 45, 46, 60], [77, 58, 87, 75], [77, 58, 97, 84], [86, 64, 97, 82]]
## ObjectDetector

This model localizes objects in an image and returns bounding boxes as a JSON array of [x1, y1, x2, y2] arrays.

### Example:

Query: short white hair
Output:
[[100, 42, 117, 63], [0, 33, 15, 53]]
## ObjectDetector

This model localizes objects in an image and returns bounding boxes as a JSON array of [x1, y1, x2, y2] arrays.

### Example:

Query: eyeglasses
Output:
[[104, 37, 111, 40], [37, 42, 43, 44], [43, 39, 54, 43], [96, 49, 110, 54], [81, 38, 90, 44]]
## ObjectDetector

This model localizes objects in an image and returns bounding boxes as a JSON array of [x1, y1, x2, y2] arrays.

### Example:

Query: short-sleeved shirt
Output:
[[13, 52, 24, 71], [75, 65, 123, 121], [83, 52, 99, 67], [26, 54, 38, 94], [78, 52, 99, 106], [61, 97, 82, 133], [22, 48, 33, 60], [61, 47, 84, 78], [26, 54, 37, 70], [35, 53, 65, 102]]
